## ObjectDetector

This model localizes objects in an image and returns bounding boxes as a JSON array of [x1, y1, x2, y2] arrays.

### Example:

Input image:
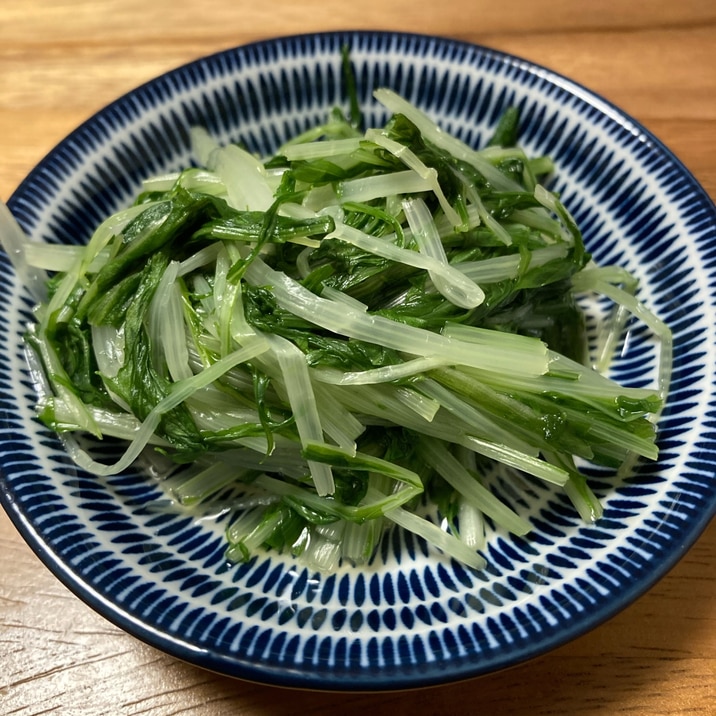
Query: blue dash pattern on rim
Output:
[[1, 31, 715, 689]]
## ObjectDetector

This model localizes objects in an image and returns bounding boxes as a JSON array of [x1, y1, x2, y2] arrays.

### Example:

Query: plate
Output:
[[1, 31, 714, 690]]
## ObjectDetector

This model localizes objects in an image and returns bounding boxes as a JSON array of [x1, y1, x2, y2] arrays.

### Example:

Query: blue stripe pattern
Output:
[[0, 31, 714, 690]]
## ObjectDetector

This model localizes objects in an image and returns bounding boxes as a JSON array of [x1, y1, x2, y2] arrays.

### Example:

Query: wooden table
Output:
[[1, 2, 714, 713]]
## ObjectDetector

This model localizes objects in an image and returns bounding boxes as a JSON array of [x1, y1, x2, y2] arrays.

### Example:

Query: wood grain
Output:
[[1, 2, 714, 714]]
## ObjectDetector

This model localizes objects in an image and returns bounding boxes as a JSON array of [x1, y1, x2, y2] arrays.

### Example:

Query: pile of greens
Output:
[[11, 83, 670, 572]]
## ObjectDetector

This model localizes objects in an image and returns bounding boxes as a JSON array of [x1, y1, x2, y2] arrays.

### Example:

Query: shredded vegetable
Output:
[[1, 71, 671, 573]]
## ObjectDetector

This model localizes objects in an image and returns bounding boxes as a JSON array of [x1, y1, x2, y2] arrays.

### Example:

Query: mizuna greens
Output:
[[6, 86, 671, 573]]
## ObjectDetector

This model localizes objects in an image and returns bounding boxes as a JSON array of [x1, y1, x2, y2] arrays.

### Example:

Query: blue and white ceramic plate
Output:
[[1, 32, 714, 690]]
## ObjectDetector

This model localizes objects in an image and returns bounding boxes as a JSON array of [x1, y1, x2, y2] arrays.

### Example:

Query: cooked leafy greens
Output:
[[8, 85, 671, 573]]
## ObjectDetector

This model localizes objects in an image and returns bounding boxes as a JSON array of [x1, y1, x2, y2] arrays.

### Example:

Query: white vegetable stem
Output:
[[373, 88, 523, 193], [365, 128, 463, 227], [402, 197, 485, 308], [243, 255, 549, 376], [66, 337, 270, 477], [265, 333, 335, 496], [326, 220, 484, 309]]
